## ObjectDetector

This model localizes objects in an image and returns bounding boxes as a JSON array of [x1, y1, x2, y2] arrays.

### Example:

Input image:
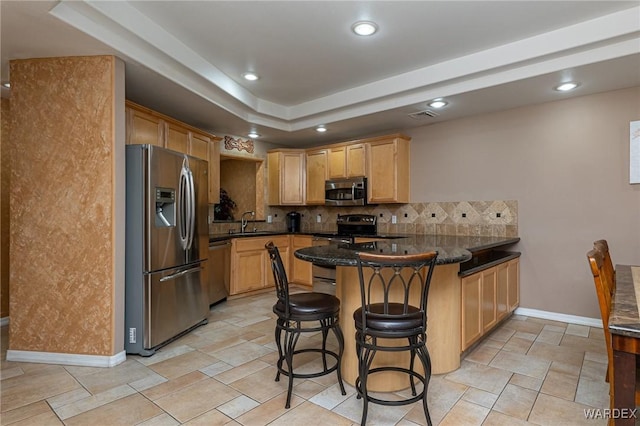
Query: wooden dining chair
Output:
[[594, 239, 616, 291], [586, 247, 640, 416]]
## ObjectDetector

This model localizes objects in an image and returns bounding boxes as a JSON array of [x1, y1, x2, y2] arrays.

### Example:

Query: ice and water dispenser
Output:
[[155, 187, 176, 227]]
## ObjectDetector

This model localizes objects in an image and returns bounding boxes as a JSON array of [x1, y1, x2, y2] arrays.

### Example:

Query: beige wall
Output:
[[9, 56, 124, 356], [406, 87, 640, 318], [1, 98, 9, 319]]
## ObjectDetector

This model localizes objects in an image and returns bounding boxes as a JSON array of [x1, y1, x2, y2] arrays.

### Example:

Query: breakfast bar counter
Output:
[[295, 235, 519, 390]]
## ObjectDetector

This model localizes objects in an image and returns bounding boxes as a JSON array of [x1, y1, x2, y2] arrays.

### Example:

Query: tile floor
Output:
[[1, 288, 612, 425]]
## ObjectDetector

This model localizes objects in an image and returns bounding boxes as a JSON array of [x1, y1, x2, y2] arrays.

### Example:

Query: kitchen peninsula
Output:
[[295, 234, 520, 390]]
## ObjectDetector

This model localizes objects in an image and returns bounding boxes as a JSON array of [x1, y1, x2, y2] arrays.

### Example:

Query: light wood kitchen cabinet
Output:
[[496, 262, 509, 321], [268, 150, 305, 205], [367, 135, 411, 203], [230, 235, 289, 295], [461, 272, 482, 351], [126, 106, 164, 146], [507, 258, 520, 312], [165, 122, 190, 154], [125, 101, 221, 205], [328, 144, 366, 179], [189, 131, 210, 161], [208, 137, 220, 204], [306, 149, 328, 205], [290, 235, 313, 287], [481, 268, 497, 333], [461, 256, 520, 351], [347, 143, 366, 177], [189, 130, 222, 204]]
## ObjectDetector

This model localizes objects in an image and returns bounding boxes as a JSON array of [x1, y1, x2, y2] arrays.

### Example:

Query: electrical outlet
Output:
[[129, 328, 136, 344], [391, 215, 397, 224], [267, 215, 272, 223], [316, 214, 322, 223]]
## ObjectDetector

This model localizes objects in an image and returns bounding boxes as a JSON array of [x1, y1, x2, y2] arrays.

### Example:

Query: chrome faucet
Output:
[[241, 211, 255, 233]]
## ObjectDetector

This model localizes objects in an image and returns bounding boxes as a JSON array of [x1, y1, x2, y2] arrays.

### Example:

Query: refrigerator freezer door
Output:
[[144, 262, 209, 349]]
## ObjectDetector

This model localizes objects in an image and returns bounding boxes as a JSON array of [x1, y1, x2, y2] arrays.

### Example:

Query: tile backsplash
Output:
[[210, 200, 518, 238]]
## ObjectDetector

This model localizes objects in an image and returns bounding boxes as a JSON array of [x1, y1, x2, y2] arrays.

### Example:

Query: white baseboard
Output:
[[6, 349, 127, 368], [514, 307, 602, 328], [0, 316, 8, 327]]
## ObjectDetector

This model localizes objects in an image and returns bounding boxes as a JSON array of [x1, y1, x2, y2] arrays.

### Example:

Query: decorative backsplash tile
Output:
[[210, 200, 518, 238]]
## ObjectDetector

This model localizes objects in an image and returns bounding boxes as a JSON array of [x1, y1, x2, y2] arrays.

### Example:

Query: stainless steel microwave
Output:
[[325, 177, 367, 206]]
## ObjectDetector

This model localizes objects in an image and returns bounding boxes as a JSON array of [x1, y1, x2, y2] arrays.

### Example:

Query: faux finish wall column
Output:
[[8, 56, 125, 363], [1, 98, 10, 320]]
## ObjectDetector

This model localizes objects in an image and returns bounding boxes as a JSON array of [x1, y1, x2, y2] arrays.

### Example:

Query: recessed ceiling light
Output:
[[242, 72, 259, 81], [428, 99, 447, 109], [555, 82, 580, 92], [316, 126, 327, 133], [248, 132, 260, 138], [1, 82, 10, 89], [352, 21, 378, 36]]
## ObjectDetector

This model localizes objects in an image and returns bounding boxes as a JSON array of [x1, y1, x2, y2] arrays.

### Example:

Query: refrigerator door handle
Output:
[[187, 166, 196, 250], [159, 265, 203, 282], [178, 160, 191, 251]]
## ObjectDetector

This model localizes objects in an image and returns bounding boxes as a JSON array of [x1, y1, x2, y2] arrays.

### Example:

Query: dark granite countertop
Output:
[[211, 232, 519, 264], [609, 264, 640, 338], [209, 231, 307, 243], [293, 235, 519, 267]]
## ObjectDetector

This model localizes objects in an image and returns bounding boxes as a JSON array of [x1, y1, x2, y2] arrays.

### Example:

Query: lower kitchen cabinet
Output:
[[230, 235, 289, 296], [461, 256, 520, 351], [290, 235, 313, 287]]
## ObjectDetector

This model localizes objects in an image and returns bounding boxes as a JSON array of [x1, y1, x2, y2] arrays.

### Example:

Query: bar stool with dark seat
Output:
[[354, 250, 439, 426], [265, 241, 346, 409]]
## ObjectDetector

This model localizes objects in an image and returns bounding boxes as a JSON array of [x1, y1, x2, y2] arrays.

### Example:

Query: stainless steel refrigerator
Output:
[[125, 144, 209, 356]]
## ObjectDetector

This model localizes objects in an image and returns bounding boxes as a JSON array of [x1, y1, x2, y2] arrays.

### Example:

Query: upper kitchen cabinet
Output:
[[366, 134, 411, 203], [305, 148, 328, 205], [126, 106, 164, 146], [208, 137, 221, 204], [328, 144, 366, 179], [125, 100, 222, 204], [165, 121, 190, 154], [268, 150, 306, 206]]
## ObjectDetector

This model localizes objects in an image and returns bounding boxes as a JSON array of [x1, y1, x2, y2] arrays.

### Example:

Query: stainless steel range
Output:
[[312, 214, 377, 293]]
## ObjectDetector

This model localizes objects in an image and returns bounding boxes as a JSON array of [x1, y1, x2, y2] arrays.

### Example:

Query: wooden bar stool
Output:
[[265, 241, 346, 409], [354, 250, 438, 425]]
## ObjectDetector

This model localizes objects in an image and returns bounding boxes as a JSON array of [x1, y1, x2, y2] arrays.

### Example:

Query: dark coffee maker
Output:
[[286, 211, 301, 232]]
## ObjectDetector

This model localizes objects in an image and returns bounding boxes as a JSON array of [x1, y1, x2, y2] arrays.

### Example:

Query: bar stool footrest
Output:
[[355, 366, 428, 405], [277, 348, 341, 380]]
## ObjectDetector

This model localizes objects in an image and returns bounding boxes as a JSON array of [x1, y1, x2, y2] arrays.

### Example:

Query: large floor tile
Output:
[[228, 366, 289, 403], [147, 350, 220, 380], [268, 401, 352, 426], [63, 393, 163, 426], [528, 393, 607, 426], [71, 358, 155, 394], [1, 364, 81, 412], [492, 383, 537, 420], [438, 399, 489, 425], [445, 361, 512, 394], [489, 350, 550, 379], [153, 377, 241, 423], [234, 393, 305, 426], [1, 400, 57, 424]]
